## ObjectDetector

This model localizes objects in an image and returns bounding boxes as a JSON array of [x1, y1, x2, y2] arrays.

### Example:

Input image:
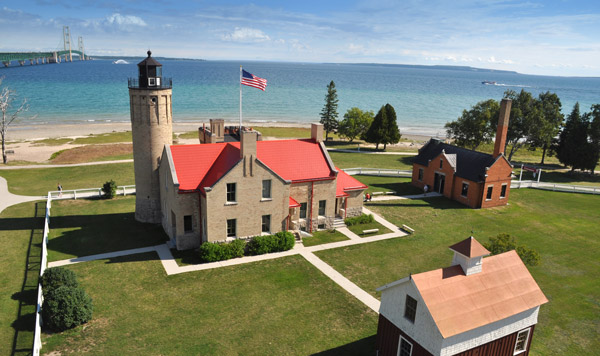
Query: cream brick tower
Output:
[[128, 51, 173, 223]]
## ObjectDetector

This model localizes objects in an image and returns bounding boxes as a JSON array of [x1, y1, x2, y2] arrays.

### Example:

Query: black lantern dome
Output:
[[128, 51, 172, 89]]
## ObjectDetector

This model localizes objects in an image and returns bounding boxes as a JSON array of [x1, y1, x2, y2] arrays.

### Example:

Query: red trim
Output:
[[291, 176, 336, 184]]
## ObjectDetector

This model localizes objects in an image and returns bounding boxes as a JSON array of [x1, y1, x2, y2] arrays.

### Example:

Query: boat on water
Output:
[[481, 80, 496, 85], [113, 59, 129, 64]]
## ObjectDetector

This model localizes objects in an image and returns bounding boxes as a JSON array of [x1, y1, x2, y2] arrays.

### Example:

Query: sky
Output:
[[1, 0, 599, 77]]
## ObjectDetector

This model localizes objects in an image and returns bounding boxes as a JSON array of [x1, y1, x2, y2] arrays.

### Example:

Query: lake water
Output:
[[1, 59, 599, 136]]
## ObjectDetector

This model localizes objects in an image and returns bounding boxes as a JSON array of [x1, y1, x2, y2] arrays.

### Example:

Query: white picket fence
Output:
[[32, 185, 136, 356], [511, 180, 600, 195], [342, 167, 412, 177]]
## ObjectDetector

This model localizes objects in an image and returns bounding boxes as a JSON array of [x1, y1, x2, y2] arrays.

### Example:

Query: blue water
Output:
[[2, 59, 599, 136]]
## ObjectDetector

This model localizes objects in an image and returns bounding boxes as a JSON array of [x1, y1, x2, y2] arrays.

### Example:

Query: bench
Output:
[[385, 191, 396, 195], [362, 228, 379, 235], [401, 224, 415, 234], [372, 192, 384, 196], [5, 150, 14, 154]]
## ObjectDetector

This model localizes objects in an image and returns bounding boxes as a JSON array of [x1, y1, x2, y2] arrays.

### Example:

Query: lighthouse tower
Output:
[[128, 51, 172, 223]]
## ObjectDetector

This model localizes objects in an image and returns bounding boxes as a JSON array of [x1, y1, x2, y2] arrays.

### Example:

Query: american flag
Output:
[[241, 69, 267, 91]]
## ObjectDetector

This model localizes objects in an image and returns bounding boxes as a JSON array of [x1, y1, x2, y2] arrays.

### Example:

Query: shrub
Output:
[[247, 232, 295, 255], [483, 233, 540, 266], [102, 180, 117, 199], [344, 214, 374, 226], [198, 242, 226, 263], [198, 239, 246, 263], [41, 267, 78, 297], [42, 286, 93, 332]]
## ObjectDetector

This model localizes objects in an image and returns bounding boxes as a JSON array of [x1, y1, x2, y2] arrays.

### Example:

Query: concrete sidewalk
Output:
[[0, 176, 43, 214]]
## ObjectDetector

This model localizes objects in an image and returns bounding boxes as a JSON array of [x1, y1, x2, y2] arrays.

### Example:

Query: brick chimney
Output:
[[493, 99, 512, 157], [311, 123, 323, 143], [240, 130, 258, 177]]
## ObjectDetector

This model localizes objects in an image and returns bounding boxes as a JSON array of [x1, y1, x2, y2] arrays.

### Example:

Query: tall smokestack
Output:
[[493, 99, 512, 157]]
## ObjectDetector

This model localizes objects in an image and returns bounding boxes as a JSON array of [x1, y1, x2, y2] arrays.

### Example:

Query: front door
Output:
[[434, 173, 445, 194]]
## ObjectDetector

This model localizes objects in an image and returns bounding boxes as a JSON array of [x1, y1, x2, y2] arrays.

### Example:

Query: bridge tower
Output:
[[78, 36, 85, 60], [128, 51, 173, 223], [62, 26, 72, 62]]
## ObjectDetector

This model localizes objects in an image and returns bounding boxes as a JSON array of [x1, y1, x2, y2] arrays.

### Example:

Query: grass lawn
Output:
[[41, 254, 378, 355], [302, 229, 349, 247], [329, 151, 413, 169], [315, 189, 600, 355], [0, 162, 134, 196], [47, 197, 167, 262], [355, 175, 421, 196], [0, 201, 45, 356], [70, 131, 133, 145], [347, 220, 392, 237]]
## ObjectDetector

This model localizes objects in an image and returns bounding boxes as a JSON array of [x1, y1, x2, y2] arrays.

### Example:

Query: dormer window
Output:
[[404, 295, 417, 323]]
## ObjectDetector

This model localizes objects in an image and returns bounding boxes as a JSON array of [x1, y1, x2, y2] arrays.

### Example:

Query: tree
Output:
[[42, 286, 93, 332], [0, 77, 29, 164], [338, 107, 374, 143], [364, 105, 386, 150], [499, 89, 540, 161], [589, 104, 600, 175], [527, 92, 564, 164], [381, 104, 401, 150], [482, 233, 540, 267], [102, 180, 117, 198], [556, 103, 592, 171], [319, 80, 339, 140], [445, 99, 499, 150]]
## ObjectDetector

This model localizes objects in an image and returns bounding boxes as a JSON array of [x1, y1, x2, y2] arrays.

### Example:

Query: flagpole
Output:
[[239, 66, 243, 133]]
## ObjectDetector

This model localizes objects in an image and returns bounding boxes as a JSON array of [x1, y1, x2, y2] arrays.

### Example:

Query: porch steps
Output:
[[333, 217, 346, 229]]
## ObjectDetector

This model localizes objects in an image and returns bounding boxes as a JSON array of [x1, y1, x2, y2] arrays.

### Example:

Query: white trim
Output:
[[513, 327, 531, 355], [500, 183, 508, 199], [485, 185, 494, 201], [461, 181, 469, 198], [397, 335, 413, 356]]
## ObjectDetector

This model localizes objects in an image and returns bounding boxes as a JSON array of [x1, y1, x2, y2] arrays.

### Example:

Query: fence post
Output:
[[99, 188, 102, 197], [74, 190, 77, 200]]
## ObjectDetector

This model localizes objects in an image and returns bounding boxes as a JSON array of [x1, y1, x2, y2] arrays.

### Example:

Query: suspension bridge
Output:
[[0, 26, 90, 67]]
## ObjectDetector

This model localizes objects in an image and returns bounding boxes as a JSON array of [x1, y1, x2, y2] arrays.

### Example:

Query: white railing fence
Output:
[[343, 167, 412, 177], [32, 185, 136, 356], [511, 180, 600, 195]]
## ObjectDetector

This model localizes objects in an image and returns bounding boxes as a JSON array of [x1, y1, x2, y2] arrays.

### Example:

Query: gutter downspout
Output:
[[309, 181, 314, 233]]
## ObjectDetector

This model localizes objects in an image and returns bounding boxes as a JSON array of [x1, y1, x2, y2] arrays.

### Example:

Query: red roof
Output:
[[169, 139, 336, 193], [449, 236, 490, 258], [289, 196, 301, 208], [336, 168, 368, 197]]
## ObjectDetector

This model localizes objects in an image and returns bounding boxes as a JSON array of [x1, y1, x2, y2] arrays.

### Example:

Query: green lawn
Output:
[[329, 151, 413, 169], [41, 254, 378, 355], [302, 229, 349, 247], [347, 220, 392, 237], [315, 189, 600, 355], [47, 197, 167, 261], [70, 131, 133, 145], [355, 175, 421, 196], [0, 162, 134, 196], [0, 202, 44, 356]]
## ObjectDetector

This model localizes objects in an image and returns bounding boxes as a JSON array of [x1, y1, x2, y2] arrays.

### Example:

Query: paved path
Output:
[[369, 192, 443, 201], [0, 176, 43, 214], [327, 148, 418, 155], [0, 159, 133, 170], [47, 206, 407, 313]]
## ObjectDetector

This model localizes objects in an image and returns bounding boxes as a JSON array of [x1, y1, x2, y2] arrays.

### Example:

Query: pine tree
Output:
[[589, 105, 600, 175], [382, 104, 401, 150], [364, 105, 386, 150], [320, 81, 339, 140], [556, 103, 591, 171]]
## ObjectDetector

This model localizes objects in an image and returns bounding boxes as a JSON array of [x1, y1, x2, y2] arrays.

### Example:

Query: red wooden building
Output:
[[412, 99, 513, 208], [376, 237, 548, 356]]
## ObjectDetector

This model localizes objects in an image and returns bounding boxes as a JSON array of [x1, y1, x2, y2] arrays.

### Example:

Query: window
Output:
[[514, 328, 531, 354], [318, 223, 325, 230], [486, 186, 493, 200], [418, 168, 423, 181], [226, 219, 236, 237], [226, 183, 236, 202], [501, 184, 508, 198], [461, 182, 469, 197], [397, 336, 413, 356], [404, 295, 417, 323], [318, 200, 326, 216], [262, 180, 272, 199], [300, 202, 307, 219], [439, 159, 443, 169], [262, 215, 271, 233], [183, 215, 193, 232]]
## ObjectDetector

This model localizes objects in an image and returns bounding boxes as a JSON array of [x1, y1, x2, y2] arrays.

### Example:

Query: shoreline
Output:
[[8, 121, 437, 142]]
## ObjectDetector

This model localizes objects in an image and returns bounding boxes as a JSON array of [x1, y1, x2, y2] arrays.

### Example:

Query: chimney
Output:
[[311, 123, 323, 143], [449, 236, 490, 275], [493, 99, 512, 157], [240, 130, 257, 177]]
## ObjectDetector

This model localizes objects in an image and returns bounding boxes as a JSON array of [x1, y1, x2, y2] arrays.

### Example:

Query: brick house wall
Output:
[[289, 179, 337, 232], [479, 157, 513, 209], [450, 178, 483, 209]]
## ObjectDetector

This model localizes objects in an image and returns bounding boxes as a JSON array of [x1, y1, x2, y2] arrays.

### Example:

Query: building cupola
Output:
[[137, 50, 163, 88], [449, 236, 490, 275]]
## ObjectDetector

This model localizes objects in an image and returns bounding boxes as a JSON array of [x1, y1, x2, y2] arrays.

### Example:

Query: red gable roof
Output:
[[169, 139, 336, 193], [336, 168, 368, 197]]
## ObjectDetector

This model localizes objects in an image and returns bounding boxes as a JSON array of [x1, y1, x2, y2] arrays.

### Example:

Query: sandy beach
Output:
[[5, 120, 431, 163]]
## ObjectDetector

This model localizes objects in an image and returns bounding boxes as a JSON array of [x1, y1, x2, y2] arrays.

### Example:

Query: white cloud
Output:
[[222, 27, 271, 42], [487, 56, 515, 64], [103, 13, 147, 27]]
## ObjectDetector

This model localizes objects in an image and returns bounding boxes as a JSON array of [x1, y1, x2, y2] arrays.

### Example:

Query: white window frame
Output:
[[513, 327, 531, 355], [461, 182, 469, 197], [486, 185, 494, 201], [500, 183, 508, 199], [226, 183, 237, 204], [397, 335, 413, 356], [262, 179, 272, 200]]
